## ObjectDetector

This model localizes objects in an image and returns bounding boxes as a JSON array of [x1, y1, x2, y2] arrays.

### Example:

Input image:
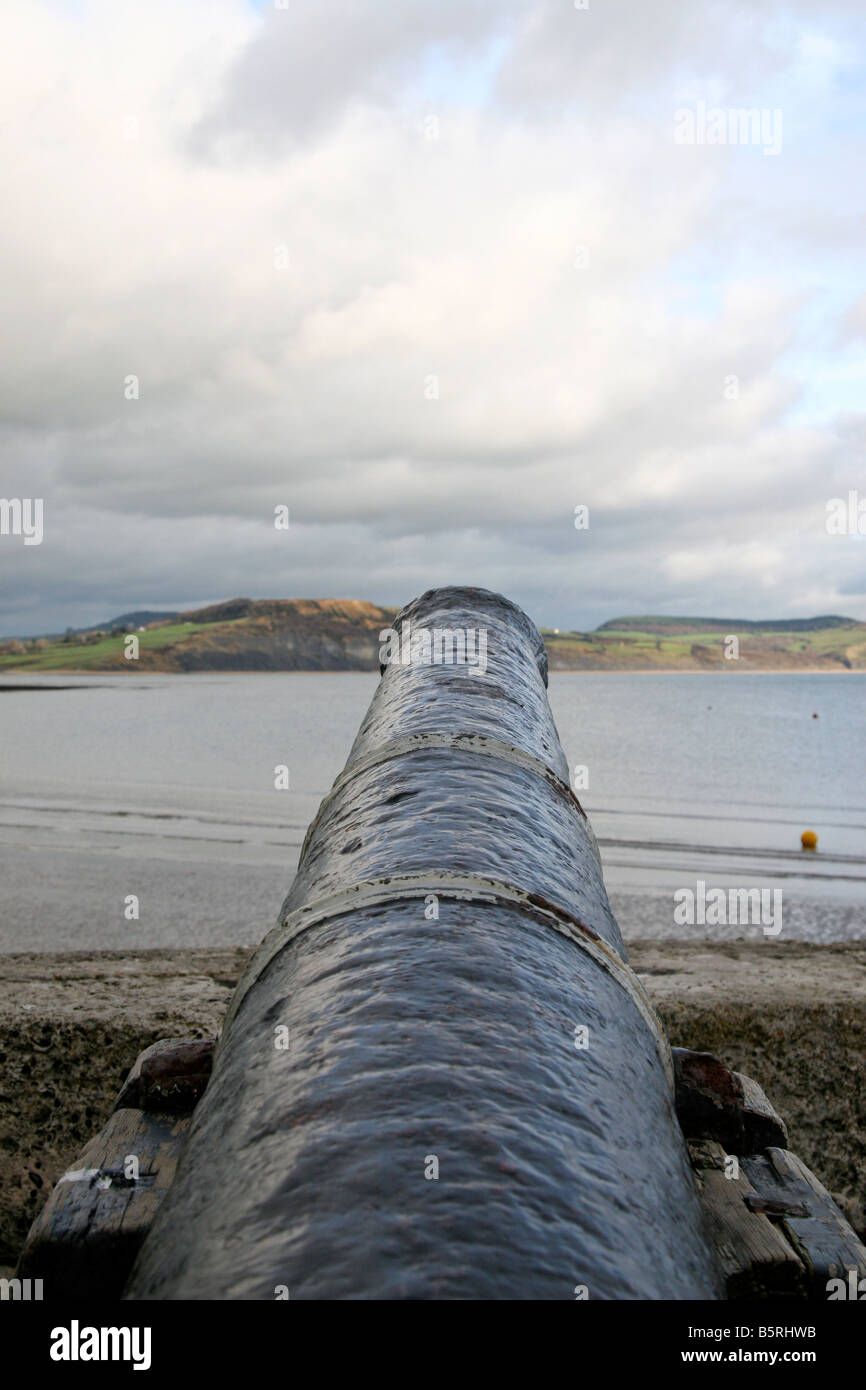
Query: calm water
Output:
[[0, 671, 864, 950]]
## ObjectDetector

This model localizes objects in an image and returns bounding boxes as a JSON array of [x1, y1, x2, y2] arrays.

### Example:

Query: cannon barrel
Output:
[[126, 587, 722, 1299]]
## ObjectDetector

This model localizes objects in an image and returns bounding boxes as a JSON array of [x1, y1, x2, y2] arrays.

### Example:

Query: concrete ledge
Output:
[[2, 941, 864, 1267]]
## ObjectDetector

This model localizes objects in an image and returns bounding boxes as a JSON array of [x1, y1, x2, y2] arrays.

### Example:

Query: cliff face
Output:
[[162, 599, 396, 672]]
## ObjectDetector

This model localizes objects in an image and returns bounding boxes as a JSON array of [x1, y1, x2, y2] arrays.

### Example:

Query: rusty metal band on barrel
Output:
[[220, 870, 675, 1091]]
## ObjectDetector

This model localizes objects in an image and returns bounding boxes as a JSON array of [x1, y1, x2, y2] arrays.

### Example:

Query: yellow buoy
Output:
[[801, 830, 818, 851]]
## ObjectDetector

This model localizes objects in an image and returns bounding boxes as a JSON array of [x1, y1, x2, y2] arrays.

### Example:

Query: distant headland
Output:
[[1, 599, 864, 673]]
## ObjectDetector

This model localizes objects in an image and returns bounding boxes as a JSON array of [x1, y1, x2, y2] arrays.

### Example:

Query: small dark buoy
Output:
[[812, 712, 818, 719]]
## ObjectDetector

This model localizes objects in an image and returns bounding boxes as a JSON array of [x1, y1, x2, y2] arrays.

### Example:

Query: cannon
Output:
[[125, 586, 722, 1299]]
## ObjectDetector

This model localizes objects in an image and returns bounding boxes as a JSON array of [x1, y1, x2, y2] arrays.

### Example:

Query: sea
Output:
[[0, 671, 863, 951]]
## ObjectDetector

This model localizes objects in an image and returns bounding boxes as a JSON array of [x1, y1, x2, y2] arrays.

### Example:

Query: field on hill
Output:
[[543, 619, 866, 671]]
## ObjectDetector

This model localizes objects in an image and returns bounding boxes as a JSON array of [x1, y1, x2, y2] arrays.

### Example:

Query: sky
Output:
[[1, 0, 865, 635]]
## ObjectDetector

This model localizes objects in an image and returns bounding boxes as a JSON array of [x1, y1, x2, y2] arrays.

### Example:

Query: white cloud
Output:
[[1, 0, 865, 633]]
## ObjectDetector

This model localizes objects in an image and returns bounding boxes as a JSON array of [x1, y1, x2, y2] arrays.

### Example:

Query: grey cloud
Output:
[[186, 0, 508, 157]]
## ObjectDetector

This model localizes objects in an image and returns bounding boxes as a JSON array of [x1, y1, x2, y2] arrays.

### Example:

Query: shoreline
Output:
[[2, 940, 864, 1267], [2, 666, 864, 679]]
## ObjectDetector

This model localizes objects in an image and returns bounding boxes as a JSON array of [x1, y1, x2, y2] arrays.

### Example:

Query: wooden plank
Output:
[[689, 1140, 807, 1299], [742, 1148, 866, 1296], [17, 1108, 190, 1298]]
